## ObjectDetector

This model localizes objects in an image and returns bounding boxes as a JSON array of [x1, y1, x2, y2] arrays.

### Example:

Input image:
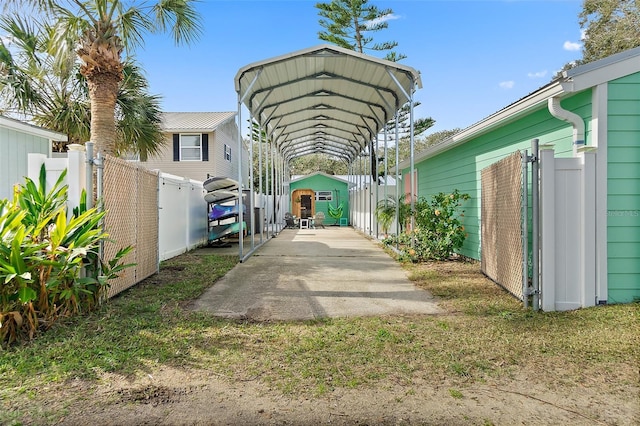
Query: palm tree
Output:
[[3, 0, 202, 156], [0, 13, 165, 159], [374, 193, 411, 235], [1, 15, 90, 142]]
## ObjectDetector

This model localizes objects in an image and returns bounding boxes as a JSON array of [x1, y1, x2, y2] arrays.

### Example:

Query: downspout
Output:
[[547, 97, 585, 156]]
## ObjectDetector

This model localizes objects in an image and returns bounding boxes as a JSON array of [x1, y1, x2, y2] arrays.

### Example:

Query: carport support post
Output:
[[409, 93, 415, 243], [394, 112, 400, 248], [374, 136, 379, 238], [258, 124, 264, 243], [369, 142, 374, 236], [264, 131, 273, 238], [384, 126, 388, 212], [237, 100, 244, 260], [248, 115, 255, 251], [271, 144, 276, 235]]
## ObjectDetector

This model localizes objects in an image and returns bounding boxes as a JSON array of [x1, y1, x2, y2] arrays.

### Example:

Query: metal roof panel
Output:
[[235, 44, 422, 163]]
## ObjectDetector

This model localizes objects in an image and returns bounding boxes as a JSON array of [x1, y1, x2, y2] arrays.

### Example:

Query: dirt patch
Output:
[[10, 255, 639, 426], [56, 366, 637, 425]]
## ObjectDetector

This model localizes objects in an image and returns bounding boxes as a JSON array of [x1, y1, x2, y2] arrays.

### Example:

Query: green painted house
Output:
[[398, 46, 640, 307], [289, 172, 350, 225]]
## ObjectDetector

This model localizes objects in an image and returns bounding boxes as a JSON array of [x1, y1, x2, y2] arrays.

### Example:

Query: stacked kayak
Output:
[[208, 203, 246, 221], [208, 221, 247, 243], [204, 176, 245, 244], [203, 176, 240, 203]]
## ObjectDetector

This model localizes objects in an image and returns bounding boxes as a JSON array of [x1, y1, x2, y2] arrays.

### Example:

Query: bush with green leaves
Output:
[[384, 190, 470, 262], [0, 166, 132, 346], [374, 194, 412, 236]]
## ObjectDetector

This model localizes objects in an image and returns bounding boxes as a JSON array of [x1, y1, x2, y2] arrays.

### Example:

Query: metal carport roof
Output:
[[234, 44, 422, 164]]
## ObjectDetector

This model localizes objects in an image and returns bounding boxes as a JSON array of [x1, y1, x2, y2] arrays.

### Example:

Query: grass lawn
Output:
[[1, 251, 638, 424]]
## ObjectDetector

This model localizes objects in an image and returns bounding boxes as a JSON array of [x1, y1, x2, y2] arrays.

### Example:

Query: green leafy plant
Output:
[[375, 194, 412, 236], [410, 190, 470, 261], [0, 165, 133, 346], [384, 190, 470, 262]]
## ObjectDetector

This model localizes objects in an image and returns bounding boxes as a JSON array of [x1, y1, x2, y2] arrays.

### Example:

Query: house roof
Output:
[[160, 112, 236, 133], [289, 171, 351, 185], [395, 45, 640, 171], [235, 44, 422, 164], [288, 172, 396, 189], [0, 115, 67, 141]]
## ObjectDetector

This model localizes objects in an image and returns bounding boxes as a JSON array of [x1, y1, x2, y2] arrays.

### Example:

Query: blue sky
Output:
[[135, 0, 585, 137]]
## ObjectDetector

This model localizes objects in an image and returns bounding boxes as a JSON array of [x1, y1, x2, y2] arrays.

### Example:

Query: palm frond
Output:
[[153, 0, 203, 44]]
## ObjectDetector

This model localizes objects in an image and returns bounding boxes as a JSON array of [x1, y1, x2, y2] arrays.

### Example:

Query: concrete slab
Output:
[[190, 227, 442, 321]]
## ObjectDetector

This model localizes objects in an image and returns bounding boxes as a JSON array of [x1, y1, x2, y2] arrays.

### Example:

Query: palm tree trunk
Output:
[[78, 25, 124, 157], [87, 75, 119, 156]]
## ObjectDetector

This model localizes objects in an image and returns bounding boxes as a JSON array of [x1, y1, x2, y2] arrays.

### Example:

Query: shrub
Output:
[[374, 194, 412, 235], [0, 166, 132, 346], [384, 190, 470, 262]]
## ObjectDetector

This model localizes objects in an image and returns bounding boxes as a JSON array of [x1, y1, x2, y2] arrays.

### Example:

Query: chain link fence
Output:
[[102, 156, 159, 298], [481, 151, 524, 300]]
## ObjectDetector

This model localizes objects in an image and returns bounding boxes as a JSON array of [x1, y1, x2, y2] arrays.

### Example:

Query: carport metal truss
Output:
[[235, 44, 422, 164], [232, 44, 422, 262]]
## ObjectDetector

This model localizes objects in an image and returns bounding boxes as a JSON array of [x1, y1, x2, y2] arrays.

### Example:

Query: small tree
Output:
[[374, 194, 411, 236], [409, 190, 470, 261]]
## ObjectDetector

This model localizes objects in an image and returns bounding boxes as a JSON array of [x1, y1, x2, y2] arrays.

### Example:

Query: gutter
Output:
[[547, 97, 585, 156], [393, 80, 564, 172]]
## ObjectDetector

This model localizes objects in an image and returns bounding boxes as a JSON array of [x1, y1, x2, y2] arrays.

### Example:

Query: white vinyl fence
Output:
[[27, 148, 209, 266], [158, 173, 208, 261], [350, 183, 398, 239]]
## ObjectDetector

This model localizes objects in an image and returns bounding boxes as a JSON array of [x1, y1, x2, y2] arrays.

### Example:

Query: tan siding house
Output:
[[140, 112, 246, 183]]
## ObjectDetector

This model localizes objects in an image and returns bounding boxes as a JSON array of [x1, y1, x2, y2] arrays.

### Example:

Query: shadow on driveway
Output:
[[189, 227, 442, 321]]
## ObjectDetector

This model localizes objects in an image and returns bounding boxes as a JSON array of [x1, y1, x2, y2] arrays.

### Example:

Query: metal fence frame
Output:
[[481, 151, 524, 300]]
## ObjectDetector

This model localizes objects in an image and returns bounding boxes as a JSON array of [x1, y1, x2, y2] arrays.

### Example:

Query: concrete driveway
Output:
[[190, 227, 442, 321]]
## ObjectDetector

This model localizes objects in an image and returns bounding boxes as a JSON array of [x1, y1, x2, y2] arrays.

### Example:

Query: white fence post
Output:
[[539, 145, 556, 312], [27, 153, 47, 182], [27, 154, 65, 189], [579, 147, 597, 308], [66, 144, 86, 213]]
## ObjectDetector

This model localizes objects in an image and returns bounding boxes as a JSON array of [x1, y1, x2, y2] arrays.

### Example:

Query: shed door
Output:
[[292, 189, 315, 218]]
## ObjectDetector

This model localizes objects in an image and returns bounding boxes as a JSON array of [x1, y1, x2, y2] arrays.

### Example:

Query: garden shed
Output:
[[397, 46, 640, 309], [289, 172, 350, 225]]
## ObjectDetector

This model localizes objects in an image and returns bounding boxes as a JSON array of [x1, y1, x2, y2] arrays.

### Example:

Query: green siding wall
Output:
[[403, 91, 589, 260], [607, 72, 640, 303], [0, 127, 50, 200], [290, 174, 349, 223]]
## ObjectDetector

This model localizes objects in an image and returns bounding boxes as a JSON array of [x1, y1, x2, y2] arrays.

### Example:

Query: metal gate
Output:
[[481, 151, 524, 300]]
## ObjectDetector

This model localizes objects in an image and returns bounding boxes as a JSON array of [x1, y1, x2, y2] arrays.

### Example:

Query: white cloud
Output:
[[563, 40, 581, 51], [499, 81, 515, 89], [366, 13, 400, 29], [527, 70, 548, 79]]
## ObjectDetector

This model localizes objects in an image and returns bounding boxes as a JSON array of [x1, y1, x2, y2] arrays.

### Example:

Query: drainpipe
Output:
[[547, 97, 585, 156]]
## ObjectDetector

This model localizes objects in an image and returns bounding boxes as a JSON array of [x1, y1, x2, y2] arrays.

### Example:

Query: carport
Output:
[[234, 44, 422, 261]]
